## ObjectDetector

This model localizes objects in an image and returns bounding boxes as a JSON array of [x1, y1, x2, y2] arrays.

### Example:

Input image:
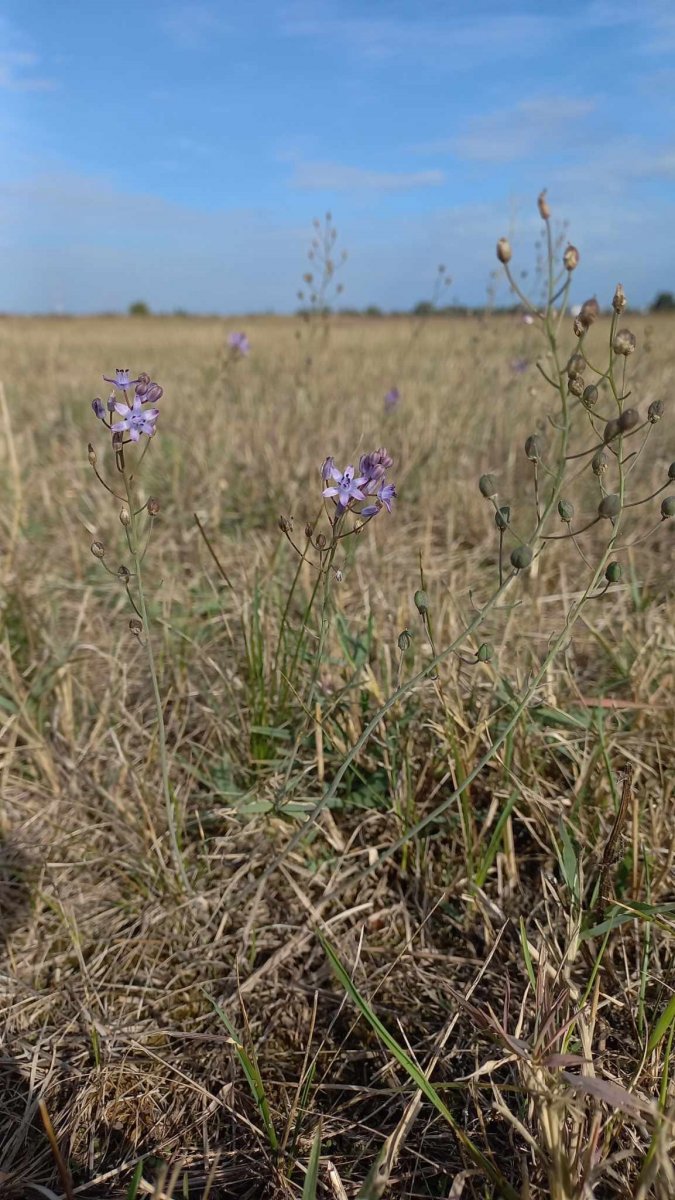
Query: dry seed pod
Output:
[[91, 540, 105, 558], [537, 190, 551, 220], [603, 418, 621, 443], [648, 399, 664, 424], [563, 244, 579, 270], [618, 407, 640, 433], [479, 473, 498, 498], [598, 494, 621, 520], [613, 328, 636, 356], [510, 545, 533, 570], [568, 374, 584, 397], [592, 449, 608, 476], [612, 283, 627, 314], [496, 237, 512, 264]]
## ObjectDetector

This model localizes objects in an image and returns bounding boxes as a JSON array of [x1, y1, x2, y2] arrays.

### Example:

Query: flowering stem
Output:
[[122, 465, 190, 893]]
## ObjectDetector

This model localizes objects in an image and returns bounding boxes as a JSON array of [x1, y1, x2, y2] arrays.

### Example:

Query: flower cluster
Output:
[[92, 370, 163, 443], [322, 448, 397, 522]]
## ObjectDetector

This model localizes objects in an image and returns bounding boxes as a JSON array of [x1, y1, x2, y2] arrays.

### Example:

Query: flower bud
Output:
[[603, 418, 621, 443], [87, 442, 97, 466], [510, 545, 533, 570], [558, 499, 574, 522], [107, 392, 117, 413], [477, 642, 494, 662], [618, 407, 640, 433], [119, 507, 131, 526], [414, 589, 429, 615], [525, 435, 542, 461], [598, 494, 621, 521], [537, 190, 550, 220], [90, 540, 105, 558], [582, 384, 599, 410], [145, 383, 163, 405], [613, 328, 636, 356], [479, 473, 498, 498], [496, 237, 512, 264], [612, 283, 626, 314], [563, 244, 579, 271], [605, 561, 622, 583], [567, 353, 585, 377], [661, 496, 675, 519], [91, 397, 105, 420], [397, 629, 412, 652], [648, 399, 664, 424], [135, 373, 151, 396], [592, 449, 608, 476], [495, 505, 511, 530], [321, 457, 335, 481], [129, 617, 143, 636], [147, 496, 160, 516], [568, 374, 584, 397]]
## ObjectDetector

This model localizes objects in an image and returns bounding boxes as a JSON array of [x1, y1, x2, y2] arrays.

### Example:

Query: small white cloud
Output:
[[454, 96, 597, 163]]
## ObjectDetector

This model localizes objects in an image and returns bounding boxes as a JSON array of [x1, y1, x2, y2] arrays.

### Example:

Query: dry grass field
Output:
[[1, 304, 674, 1198]]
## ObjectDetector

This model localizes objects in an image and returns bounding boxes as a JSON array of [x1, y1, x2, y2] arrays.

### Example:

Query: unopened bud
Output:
[[612, 283, 626, 314], [147, 496, 160, 516], [582, 384, 599, 410], [598, 494, 621, 521], [661, 496, 675, 519], [397, 629, 412, 652], [568, 374, 584, 397], [495, 505, 511, 530], [605, 561, 622, 583], [91, 397, 105, 420], [510, 545, 533, 570], [558, 499, 574, 522], [563, 244, 579, 271], [648, 399, 664, 424], [537, 189, 551, 220], [496, 237, 512, 264], [592, 449, 608, 476], [479, 473, 498, 498], [90, 540, 105, 558], [477, 642, 494, 662], [618, 407, 640, 433], [145, 383, 163, 405], [129, 618, 143, 636], [525, 435, 542, 461], [414, 588, 429, 615], [613, 328, 636, 356], [88, 442, 97, 466], [119, 507, 131, 526]]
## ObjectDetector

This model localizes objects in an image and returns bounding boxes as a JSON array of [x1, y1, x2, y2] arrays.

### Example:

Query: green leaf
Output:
[[302, 1121, 322, 1199]]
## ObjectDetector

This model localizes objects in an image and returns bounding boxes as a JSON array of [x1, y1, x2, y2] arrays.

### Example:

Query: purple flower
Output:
[[378, 482, 396, 513], [360, 504, 379, 518], [227, 331, 250, 356], [359, 447, 394, 487], [510, 357, 529, 375], [103, 368, 140, 390], [321, 456, 336, 481], [323, 463, 367, 508], [107, 392, 116, 412], [135, 375, 163, 404], [111, 395, 159, 442], [91, 397, 105, 420], [384, 387, 400, 410]]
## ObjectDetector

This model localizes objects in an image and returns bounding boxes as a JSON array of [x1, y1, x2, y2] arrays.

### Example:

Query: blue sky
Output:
[[1, 0, 675, 313]]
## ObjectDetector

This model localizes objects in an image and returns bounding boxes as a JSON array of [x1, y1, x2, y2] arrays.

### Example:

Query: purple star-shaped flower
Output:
[[384, 387, 400, 410], [378, 482, 396, 513], [227, 331, 250, 355], [323, 464, 367, 508], [103, 368, 140, 390], [111, 395, 159, 442]]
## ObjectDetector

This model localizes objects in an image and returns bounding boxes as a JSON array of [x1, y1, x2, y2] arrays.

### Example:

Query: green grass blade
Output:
[[302, 1120, 322, 1199]]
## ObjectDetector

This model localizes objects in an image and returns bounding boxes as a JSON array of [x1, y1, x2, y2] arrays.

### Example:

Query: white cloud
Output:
[[453, 96, 598, 163]]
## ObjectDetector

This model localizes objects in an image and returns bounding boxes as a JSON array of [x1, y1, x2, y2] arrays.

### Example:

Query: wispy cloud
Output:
[[0, 18, 55, 92], [452, 96, 598, 164], [289, 159, 445, 192]]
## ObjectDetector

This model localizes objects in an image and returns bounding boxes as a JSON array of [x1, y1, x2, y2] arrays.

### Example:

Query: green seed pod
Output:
[[558, 499, 574, 522], [90, 540, 105, 558], [618, 407, 640, 433], [510, 544, 533, 570], [479, 473, 498, 498], [495, 505, 511, 531], [477, 642, 494, 662], [414, 589, 429, 615], [567, 353, 585, 377], [582, 384, 599, 410], [598, 494, 621, 520], [603, 418, 621, 443], [524, 435, 542, 461], [568, 374, 584, 397], [397, 629, 412, 652], [613, 328, 636, 356], [648, 399, 664, 424], [605, 561, 622, 583], [592, 449, 608, 476], [661, 496, 675, 519]]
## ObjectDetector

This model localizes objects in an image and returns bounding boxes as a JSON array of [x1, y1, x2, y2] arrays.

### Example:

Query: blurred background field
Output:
[[1, 307, 675, 1197]]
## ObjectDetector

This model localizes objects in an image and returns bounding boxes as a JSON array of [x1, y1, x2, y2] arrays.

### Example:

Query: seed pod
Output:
[[496, 237, 512, 264], [477, 642, 494, 662], [90, 540, 105, 558], [129, 618, 143, 636], [605, 561, 622, 583], [510, 545, 533, 570], [479, 473, 498, 498], [87, 442, 97, 466], [567, 353, 586, 377], [613, 328, 636, 356], [573, 316, 586, 338], [278, 515, 293, 533], [414, 589, 429, 615], [579, 297, 600, 327], [582, 384, 599, 410], [568, 374, 584, 397], [119, 507, 131, 527], [117, 565, 131, 582], [397, 629, 412, 652], [603, 418, 621, 443], [563, 244, 579, 271], [147, 496, 160, 516], [558, 499, 574, 522], [618, 407, 640, 433], [592, 449, 608, 476], [669, 463, 675, 480], [648, 399, 664, 424], [525, 435, 542, 461], [334, 568, 343, 583], [315, 533, 327, 550], [495, 505, 511, 530], [661, 496, 675, 519], [304, 522, 314, 538], [598, 494, 621, 520], [537, 190, 551, 220], [612, 283, 627, 314]]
